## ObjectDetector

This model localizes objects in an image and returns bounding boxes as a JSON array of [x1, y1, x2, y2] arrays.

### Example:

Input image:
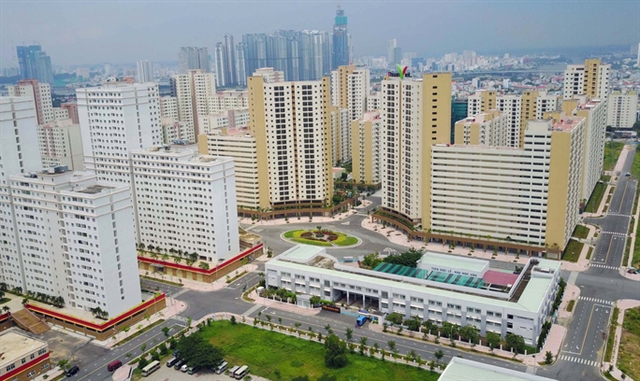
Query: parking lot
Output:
[[41, 329, 110, 365], [144, 363, 269, 381]]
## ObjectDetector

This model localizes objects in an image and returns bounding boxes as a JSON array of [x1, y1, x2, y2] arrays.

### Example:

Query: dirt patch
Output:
[[41, 329, 109, 366]]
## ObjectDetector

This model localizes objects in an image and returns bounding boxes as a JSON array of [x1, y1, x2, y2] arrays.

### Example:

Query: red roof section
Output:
[[483, 270, 519, 286]]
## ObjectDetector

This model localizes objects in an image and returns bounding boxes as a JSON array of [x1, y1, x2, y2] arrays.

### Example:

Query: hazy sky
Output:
[[1, 0, 639, 68]]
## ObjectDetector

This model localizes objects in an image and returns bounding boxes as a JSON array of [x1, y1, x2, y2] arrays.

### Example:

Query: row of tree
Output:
[[137, 243, 210, 269], [361, 248, 425, 270], [0, 284, 64, 308]]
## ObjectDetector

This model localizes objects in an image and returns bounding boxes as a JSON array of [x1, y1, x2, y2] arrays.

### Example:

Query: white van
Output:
[[215, 361, 228, 374]]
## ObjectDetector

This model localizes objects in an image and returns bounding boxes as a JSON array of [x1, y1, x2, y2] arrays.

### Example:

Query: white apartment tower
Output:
[[136, 60, 154, 83], [563, 59, 610, 102], [3, 169, 142, 317], [171, 70, 216, 139], [247, 75, 333, 208], [607, 91, 638, 128], [38, 118, 84, 171], [131, 146, 239, 262], [496, 95, 522, 147], [8, 79, 54, 125], [76, 79, 162, 185]]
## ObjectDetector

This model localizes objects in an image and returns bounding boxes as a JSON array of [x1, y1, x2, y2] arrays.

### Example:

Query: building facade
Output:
[[178, 47, 210, 73], [332, 7, 350, 70], [266, 246, 561, 345], [248, 75, 333, 208], [2, 169, 142, 317], [131, 146, 239, 262], [8, 79, 54, 125], [136, 60, 154, 83], [351, 111, 381, 184], [607, 91, 638, 128], [170, 70, 217, 139], [563, 59, 610, 103], [16, 45, 54, 85], [37, 118, 84, 171]]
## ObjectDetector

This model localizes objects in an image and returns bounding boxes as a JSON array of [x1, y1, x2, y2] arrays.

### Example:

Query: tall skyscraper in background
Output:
[[387, 39, 397, 66], [178, 47, 210, 73], [16, 45, 54, 85], [136, 60, 154, 83], [332, 6, 350, 69], [170, 69, 217, 139], [214, 35, 239, 87]]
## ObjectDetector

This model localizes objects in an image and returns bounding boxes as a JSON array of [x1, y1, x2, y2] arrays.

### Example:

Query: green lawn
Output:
[[284, 230, 358, 247], [605, 307, 619, 362], [584, 182, 606, 213], [572, 225, 590, 239], [603, 142, 624, 171], [618, 307, 640, 380], [631, 148, 640, 268], [200, 321, 438, 381], [562, 240, 584, 262]]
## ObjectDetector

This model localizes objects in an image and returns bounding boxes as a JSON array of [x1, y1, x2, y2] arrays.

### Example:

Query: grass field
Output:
[[562, 240, 584, 262], [284, 230, 358, 247], [630, 147, 640, 269], [200, 321, 438, 381], [603, 142, 624, 171], [572, 225, 590, 239], [618, 307, 640, 380], [584, 182, 606, 213], [605, 307, 619, 362]]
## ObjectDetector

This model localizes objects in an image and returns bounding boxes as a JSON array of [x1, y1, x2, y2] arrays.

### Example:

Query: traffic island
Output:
[[282, 229, 360, 248]]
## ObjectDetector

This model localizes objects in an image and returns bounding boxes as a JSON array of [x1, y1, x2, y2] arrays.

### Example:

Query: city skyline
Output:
[[1, 1, 638, 68]]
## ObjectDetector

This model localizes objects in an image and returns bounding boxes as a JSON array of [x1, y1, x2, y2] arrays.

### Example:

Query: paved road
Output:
[[66, 319, 185, 381]]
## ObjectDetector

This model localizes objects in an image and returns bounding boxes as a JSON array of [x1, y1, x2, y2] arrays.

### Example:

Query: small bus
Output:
[[229, 365, 240, 376], [214, 361, 228, 374], [234, 365, 249, 379], [142, 360, 160, 377]]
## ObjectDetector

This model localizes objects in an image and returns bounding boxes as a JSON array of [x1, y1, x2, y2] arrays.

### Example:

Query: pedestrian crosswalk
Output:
[[600, 231, 627, 236], [579, 296, 614, 305], [606, 213, 632, 218], [590, 263, 620, 270], [559, 355, 598, 367]]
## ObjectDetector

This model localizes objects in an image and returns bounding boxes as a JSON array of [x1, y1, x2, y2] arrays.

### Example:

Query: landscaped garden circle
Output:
[[283, 228, 359, 247]]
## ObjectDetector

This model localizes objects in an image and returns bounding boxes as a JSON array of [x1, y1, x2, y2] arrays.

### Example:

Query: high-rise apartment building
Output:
[[2, 169, 142, 317], [16, 45, 54, 85], [351, 111, 381, 184], [607, 91, 638, 128], [208, 90, 249, 112], [38, 118, 84, 171], [330, 107, 350, 165], [136, 60, 154, 83], [170, 70, 217, 139], [496, 95, 521, 147], [387, 39, 397, 66], [430, 119, 585, 250], [8, 79, 54, 125], [242, 30, 332, 81], [0, 97, 42, 185], [178, 47, 210, 73], [247, 75, 333, 208], [236, 43, 247, 87], [467, 90, 496, 118], [198, 127, 261, 210], [332, 7, 350, 70], [563, 59, 610, 102], [454, 109, 507, 147], [131, 146, 239, 262], [380, 72, 452, 224], [76, 79, 162, 185]]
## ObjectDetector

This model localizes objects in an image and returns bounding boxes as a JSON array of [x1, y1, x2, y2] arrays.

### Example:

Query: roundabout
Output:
[[282, 228, 361, 248]]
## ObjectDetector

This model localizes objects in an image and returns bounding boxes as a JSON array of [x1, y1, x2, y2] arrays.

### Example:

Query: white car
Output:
[[181, 364, 189, 373]]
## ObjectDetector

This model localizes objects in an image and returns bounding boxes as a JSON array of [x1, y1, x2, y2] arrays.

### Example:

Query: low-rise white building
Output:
[[131, 145, 240, 262], [266, 245, 561, 345]]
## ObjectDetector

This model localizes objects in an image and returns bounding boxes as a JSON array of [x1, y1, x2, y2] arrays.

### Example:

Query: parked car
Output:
[[181, 364, 189, 373], [627, 268, 638, 274], [174, 360, 186, 370], [66, 366, 80, 377]]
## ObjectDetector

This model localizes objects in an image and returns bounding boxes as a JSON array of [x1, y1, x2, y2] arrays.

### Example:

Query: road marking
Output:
[[341, 221, 350, 225], [606, 213, 632, 218], [579, 297, 614, 305], [600, 231, 628, 236], [589, 264, 620, 270], [559, 355, 598, 367]]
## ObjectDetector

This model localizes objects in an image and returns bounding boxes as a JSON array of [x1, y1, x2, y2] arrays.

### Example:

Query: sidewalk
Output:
[[558, 283, 580, 320], [140, 262, 261, 292], [604, 299, 640, 381], [92, 297, 187, 349], [239, 200, 373, 227], [247, 290, 321, 317]]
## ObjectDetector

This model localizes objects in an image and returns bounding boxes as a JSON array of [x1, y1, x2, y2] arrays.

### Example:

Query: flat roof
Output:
[[419, 252, 487, 273], [272, 246, 560, 312], [0, 330, 47, 367], [440, 358, 557, 381], [553, 117, 584, 132]]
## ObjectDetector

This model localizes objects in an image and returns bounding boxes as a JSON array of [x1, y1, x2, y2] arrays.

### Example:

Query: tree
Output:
[[387, 340, 397, 354], [176, 333, 225, 369], [545, 351, 553, 364], [459, 324, 479, 344], [324, 324, 332, 334], [151, 351, 161, 362], [169, 337, 177, 350], [486, 332, 501, 350], [434, 349, 444, 364], [273, 369, 281, 381], [324, 334, 348, 369], [162, 326, 170, 337], [505, 333, 526, 354], [174, 256, 182, 264], [345, 328, 353, 342], [137, 357, 149, 370], [422, 320, 436, 335], [141, 344, 147, 353], [386, 312, 403, 325], [159, 343, 169, 356], [404, 317, 421, 332], [358, 336, 368, 355], [361, 252, 383, 269], [199, 262, 210, 270], [382, 248, 424, 268], [146, 244, 155, 252], [230, 315, 237, 325]]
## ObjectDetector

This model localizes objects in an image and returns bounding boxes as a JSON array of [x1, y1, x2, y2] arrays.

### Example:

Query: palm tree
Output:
[[198, 262, 210, 270], [2, 305, 10, 313], [169, 248, 177, 255], [174, 257, 182, 264], [0, 282, 7, 292], [162, 253, 170, 262], [146, 244, 155, 252], [150, 251, 159, 260]]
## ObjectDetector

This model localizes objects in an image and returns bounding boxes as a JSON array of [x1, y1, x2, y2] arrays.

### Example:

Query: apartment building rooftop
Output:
[[440, 358, 557, 381], [553, 117, 584, 132], [0, 330, 47, 369]]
